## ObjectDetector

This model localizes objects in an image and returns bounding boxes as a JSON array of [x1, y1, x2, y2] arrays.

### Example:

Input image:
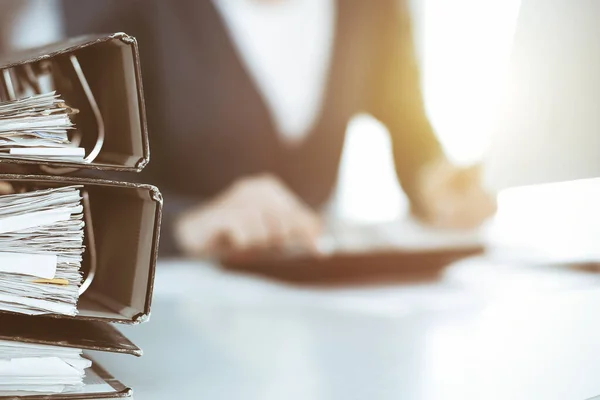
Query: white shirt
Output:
[[213, 0, 335, 144]]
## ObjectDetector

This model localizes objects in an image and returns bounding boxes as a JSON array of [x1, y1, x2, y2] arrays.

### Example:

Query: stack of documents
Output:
[[0, 186, 85, 316], [0, 32, 158, 399], [0, 92, 85, 161], [0, 340, 90, 394]]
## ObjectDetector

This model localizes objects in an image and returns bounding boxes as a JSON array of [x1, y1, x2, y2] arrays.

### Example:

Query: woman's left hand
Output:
[[415, 159, 496, 229]]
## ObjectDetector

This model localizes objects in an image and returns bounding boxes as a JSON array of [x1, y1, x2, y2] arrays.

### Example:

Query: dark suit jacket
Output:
[[62, 0, 442, 255]]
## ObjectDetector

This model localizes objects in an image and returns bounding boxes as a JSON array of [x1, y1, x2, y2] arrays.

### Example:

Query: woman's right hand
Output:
[[174, 174, 322, 258]]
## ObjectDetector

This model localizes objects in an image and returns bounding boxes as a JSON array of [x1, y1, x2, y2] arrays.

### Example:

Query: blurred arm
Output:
[[367, 0, 444, 215]]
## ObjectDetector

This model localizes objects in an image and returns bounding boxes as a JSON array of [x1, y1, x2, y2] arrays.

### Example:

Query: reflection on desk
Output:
[[91, 259, 600, 400]]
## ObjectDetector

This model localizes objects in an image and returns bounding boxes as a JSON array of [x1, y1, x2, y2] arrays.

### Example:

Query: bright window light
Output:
[[422, 0, 522, 166]]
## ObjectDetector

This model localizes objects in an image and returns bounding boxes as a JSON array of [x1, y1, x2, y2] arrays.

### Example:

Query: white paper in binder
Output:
[[0, 92, 85, 162], [0, 340, 91, 394], [0, 186, 85, 316]]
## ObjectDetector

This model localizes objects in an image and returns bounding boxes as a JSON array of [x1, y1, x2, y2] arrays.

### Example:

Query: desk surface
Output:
[[93, 259, 600, 400]]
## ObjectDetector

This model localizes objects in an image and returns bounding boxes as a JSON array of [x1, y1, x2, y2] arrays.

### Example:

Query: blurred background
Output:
[[3, 0, 600, 399], [0, 0, 521, 222], [4, 0, 599, 221]]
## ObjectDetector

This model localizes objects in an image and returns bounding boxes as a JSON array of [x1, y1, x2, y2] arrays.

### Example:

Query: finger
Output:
[[435, 193, 496, 229], [265, 188, 302, 247], [290, 207, 323, 255], [465, 163, 482, 178], [458, 164, 482, 182], [260, 194, 318, 254], [270, 193, 321, 253], [243, 209, 271, 249], [458, 186, 497, 221], [435, 203, 483, 229], [262, 208, 287, 248], [463, 201, 497, 228], [176, 208, 239, 257], [244, 174, 323, 253], [220, 213, 254, 253]]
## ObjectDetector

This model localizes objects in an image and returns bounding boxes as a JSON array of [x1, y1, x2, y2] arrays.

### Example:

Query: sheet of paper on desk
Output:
[[0, 186, 85, 316], [317, 219, 486, 255]]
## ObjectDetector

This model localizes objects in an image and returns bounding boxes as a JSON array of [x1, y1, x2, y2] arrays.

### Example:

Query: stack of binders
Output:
[[0, 33, 162, 398]]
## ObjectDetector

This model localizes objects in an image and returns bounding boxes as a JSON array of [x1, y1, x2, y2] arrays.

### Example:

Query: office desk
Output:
[[92, 259, 600, 400]]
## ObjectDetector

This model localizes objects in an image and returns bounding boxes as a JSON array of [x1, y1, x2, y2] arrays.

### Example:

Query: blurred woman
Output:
[[57, 0, 495, 257]]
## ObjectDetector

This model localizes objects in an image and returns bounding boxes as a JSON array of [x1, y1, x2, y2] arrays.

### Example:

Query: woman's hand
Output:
[[174, 174, 322, 258], [416, 159, 496, 229]]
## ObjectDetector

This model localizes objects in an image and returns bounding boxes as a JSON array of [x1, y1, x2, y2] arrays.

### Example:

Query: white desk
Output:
[[92, 258, 600, 400]]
